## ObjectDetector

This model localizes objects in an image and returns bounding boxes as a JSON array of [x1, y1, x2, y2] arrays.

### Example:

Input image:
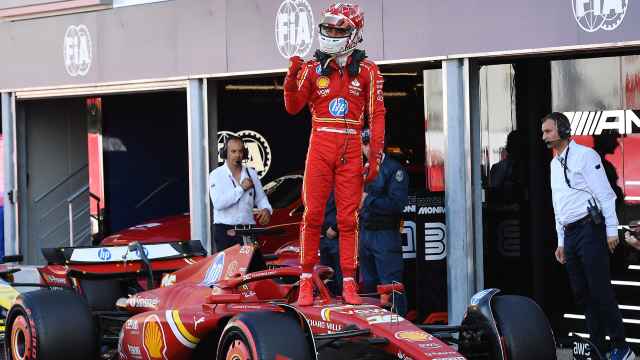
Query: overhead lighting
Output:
[[224, 85, 407, 97], [384, 91, 408, 97], [225, 85, 283, 91], [569, 332, 640, 344], [381, 73, 418, 76], [612, 280, 640, 286], [0, 0, 111, 21]]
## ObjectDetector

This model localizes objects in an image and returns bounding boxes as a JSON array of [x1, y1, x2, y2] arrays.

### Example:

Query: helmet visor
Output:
[[319, 23, 352, 38]]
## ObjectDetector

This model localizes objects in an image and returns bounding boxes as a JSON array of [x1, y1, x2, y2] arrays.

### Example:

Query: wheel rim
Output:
[[11, 315, 32, 360], [225, 338, 252, 360]]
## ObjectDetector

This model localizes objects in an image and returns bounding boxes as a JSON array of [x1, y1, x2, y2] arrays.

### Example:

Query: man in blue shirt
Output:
[[359, 129, 409, 315]]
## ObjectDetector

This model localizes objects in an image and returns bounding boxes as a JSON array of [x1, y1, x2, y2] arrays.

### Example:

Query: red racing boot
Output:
[[342, 278, 362, 305], [297, 274, 314, 306], [380, 293, 391, 307]]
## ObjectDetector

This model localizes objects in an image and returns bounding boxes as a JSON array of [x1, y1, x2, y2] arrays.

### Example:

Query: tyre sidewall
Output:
[[217, 312, 312, 360], [493, 295, 556, 360], [6, 289, 97, 360]]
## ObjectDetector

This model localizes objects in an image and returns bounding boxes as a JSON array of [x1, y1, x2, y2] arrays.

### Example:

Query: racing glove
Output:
[[284, 56, 304, 92], [364, 151, 382, 184]]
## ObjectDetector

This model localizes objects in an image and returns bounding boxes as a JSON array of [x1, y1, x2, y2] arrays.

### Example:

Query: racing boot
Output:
[[380, 293, 391, 308], [342, 278, 362, 305], [297, 273, 314, 306]]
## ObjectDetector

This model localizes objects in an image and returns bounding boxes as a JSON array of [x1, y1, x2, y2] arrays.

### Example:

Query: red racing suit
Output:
[[284, 54, 385, 278]]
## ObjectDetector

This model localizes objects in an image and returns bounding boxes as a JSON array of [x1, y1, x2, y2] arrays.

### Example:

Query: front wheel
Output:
[[493, 295, 557, 360], [217, 312, 312, 360]]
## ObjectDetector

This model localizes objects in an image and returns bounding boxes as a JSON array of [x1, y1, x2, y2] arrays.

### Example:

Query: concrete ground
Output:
[[558, 348, 573, 359]]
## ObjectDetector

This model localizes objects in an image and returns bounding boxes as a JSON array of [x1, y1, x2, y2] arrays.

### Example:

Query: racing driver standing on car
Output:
[[284, 3, 385, 306]]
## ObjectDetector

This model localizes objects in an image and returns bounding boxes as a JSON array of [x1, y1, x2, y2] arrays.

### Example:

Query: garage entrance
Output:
[[18, 98, 89, 263], [473, 53, 640, 342], [16, 90, 190, 264], [101, 91, 189, 235]]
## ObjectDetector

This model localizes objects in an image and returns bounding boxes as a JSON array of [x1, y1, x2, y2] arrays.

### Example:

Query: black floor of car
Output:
[[317, 341, 397, 360]]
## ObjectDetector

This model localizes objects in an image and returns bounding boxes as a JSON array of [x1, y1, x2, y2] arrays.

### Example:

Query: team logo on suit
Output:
[[329, 98, 349, 117]]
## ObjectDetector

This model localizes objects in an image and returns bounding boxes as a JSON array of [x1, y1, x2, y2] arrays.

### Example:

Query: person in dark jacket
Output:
[[359, 129, 409, 315], [320, 192, 342, 295]]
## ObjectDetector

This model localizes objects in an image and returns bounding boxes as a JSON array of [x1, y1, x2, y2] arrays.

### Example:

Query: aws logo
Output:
[[572, 0, 628, 32]]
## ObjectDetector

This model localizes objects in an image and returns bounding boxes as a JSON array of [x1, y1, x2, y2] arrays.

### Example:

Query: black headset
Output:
[[544, 112, 572, 140], [220, 135, 249, 160]]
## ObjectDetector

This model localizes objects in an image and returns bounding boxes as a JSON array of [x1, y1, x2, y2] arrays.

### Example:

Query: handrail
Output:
[[68, 184, 89, 203], [33, 165, 88, 203], [68, 185, 89, 247]]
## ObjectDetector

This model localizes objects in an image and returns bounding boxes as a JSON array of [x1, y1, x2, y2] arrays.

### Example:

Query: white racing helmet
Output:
[[318, 3, 364, 56]]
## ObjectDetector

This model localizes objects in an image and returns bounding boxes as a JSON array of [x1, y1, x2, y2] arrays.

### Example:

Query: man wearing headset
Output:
[[542, 112, 634, 360], [283, 3, 385, 306], [359, 129, 408, 315], [209, 135, 272, 252]]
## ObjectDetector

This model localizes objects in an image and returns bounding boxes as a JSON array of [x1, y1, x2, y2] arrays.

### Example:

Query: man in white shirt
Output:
[[209, 135, 272, 251], [542, 112, 634, 360]]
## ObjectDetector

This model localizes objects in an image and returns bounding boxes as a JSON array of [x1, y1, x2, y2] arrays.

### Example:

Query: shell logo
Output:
[[320, 307, 332, 321], [143, 315, 168, 360], [316, 76, 330, 89], [394, 330, 431, 342]]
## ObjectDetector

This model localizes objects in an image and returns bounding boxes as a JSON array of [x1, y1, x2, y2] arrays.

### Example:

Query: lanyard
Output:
[[559, 145, 571, 188]]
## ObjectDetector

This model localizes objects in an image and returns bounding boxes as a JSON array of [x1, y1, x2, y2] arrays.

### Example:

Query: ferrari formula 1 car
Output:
[[0, 240, 206, 345], [4, 228, 556, 360]]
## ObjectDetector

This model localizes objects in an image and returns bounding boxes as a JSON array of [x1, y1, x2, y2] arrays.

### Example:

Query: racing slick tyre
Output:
[[217, 311, 312, 360], [5, 289, 97, 360], [493, 295, 556, 360]]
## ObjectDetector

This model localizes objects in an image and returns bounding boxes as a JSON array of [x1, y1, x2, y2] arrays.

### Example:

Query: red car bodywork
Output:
[[116, 244, 465, 360], [25, 241, 207, 291]]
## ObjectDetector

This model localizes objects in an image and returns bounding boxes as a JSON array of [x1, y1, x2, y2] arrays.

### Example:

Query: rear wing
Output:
[[41, 240, 206, 265]]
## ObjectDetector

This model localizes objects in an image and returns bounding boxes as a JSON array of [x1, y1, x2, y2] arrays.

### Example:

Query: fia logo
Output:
[[217, 130, 272, 179], [275, 0, 315, 58], [329, 98, 349, 117], [64, 25, 92, 77], [572, 0, 628, 32]]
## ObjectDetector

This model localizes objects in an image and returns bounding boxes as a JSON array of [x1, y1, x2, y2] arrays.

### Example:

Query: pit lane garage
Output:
[[11, 89, 190, 264]]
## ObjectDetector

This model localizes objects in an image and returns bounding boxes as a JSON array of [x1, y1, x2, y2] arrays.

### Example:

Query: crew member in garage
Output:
[[543, 112, 634, 360], [320, 191, 342, 295], [209, 135, 272, 252], [359, 128, 408, 315], [284, 3, 386, 305]]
